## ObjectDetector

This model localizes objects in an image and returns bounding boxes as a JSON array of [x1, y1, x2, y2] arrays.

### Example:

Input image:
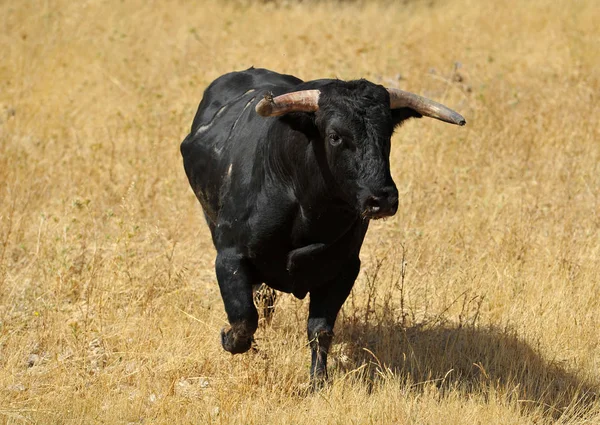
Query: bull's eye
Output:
[[328, 133, 342, 147]]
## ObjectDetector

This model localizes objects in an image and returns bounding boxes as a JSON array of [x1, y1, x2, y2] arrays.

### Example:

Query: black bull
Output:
[[181, 68, 465, 382]]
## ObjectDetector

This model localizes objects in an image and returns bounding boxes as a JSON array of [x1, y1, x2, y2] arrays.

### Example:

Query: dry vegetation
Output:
[[1, 0, 599, 423]]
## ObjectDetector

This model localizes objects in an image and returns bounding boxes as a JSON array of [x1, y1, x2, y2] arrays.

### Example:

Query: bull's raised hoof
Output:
[[181, 67, 466, 383], [220, 326, 254, 354]]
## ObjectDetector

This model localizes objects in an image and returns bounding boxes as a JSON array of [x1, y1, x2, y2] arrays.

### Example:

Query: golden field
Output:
[[1, 0, 599, 423]]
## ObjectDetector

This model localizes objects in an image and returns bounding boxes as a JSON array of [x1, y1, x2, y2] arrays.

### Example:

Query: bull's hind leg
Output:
[[307, 258, 360, 386], [215, 249, 259, 354], [253, 283, 277, 325]]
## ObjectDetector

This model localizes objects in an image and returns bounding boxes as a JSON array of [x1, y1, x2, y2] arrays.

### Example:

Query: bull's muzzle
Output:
[[361, 186, 399, 219]]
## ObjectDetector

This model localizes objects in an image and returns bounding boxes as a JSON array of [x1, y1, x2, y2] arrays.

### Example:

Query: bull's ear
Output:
[[391, 108, 423, 128], [279, 112, 319, 138]]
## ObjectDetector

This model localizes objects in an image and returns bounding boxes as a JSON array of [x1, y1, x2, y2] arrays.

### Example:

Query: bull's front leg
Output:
[[215, 249, 259, 354], [307, 257, 360, 386]]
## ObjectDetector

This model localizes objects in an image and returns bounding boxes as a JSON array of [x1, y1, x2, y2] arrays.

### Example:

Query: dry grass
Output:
[[1, 0, 599, 423]]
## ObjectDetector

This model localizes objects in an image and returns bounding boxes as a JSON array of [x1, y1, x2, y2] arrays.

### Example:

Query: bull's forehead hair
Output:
[[316, 80, 393, 135], [318, 79, 389, 108]]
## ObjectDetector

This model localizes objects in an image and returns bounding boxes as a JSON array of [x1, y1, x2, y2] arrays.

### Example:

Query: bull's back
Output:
[[180, 68, 303, 224]]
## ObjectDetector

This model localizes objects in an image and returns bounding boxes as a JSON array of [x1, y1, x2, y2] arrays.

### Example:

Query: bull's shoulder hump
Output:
[[205, 68, 304, 99], [188, 69, 306, 137], [237, 67, 305, 89]]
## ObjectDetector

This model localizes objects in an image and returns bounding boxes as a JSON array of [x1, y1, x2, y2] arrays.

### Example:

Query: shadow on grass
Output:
[[336, 320, 599, 420]]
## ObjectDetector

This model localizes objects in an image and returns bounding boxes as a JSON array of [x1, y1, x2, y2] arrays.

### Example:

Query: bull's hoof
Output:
[[221, 327, 253, 354], [310, 374, 330, 392]]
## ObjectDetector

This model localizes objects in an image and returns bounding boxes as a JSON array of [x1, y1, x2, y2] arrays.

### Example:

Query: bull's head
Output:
[[256, 81, 465, 219]]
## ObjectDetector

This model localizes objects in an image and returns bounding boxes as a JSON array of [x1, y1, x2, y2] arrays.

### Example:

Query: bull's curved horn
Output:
[[256, 90, 320, 117], [387, 88, 466, 126]]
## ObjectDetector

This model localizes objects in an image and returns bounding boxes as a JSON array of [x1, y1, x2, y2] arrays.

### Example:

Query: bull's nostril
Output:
[[364, 196, 381, 213]]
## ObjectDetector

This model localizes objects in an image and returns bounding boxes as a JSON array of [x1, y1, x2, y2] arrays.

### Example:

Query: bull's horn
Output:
[[256, 90, 320, 117], [387, 88, 466, 126]]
